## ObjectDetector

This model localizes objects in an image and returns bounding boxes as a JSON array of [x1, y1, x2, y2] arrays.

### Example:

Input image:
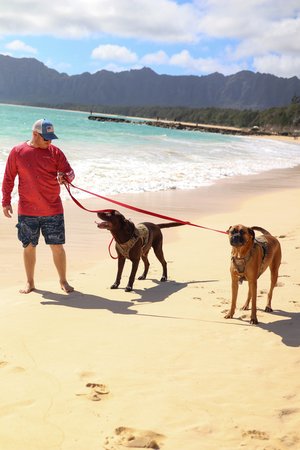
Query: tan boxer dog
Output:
[[225, 225, 282, 324]]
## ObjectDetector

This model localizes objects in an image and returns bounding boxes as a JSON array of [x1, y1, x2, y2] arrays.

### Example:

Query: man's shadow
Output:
[[35, 278, 218, 316], [36, 289, 138, 315], [259, 309, 300, 347]]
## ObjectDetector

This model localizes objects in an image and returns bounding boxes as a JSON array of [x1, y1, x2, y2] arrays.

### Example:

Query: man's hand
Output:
[[3, 205, 13, 218], [57, 172, 67, 185]]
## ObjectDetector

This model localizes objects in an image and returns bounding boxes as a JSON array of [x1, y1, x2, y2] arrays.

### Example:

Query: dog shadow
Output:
[[259, 309, 300, 347], [34, 279, 218, 315], [133, 279, 218, 303], [35, 289, 138, 315]]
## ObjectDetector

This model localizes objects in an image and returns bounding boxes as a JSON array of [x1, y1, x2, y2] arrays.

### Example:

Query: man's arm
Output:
[[56, 148, 75, 184], [2, 149, 17, 217]]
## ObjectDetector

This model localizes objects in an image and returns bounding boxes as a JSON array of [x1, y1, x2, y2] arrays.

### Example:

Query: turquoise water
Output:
[[1, 103, 300, 202]]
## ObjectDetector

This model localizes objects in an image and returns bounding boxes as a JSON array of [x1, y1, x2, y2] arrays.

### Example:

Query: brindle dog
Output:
[[96, 209, 184, 292], [226, 225, 282, 324]]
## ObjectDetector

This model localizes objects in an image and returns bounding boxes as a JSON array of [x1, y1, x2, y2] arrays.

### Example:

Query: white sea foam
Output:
[[1, 104, 300, 203]]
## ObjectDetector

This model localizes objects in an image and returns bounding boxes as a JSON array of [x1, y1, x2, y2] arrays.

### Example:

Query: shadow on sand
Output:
[[35, 286, 299, 346], [258, 309, 300, 347], [36, 288, 138, 315], [132, 278, 218, 303], [35, 279, 218, 316]]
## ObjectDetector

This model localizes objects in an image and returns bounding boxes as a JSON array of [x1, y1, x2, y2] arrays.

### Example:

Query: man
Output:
[[2, 118, 75, 294]]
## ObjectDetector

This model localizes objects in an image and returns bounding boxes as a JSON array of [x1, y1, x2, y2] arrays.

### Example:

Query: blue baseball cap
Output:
[[32, 118, 58, 140]]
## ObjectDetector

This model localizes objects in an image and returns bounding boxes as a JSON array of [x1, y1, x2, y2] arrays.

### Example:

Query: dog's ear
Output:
[[115, 211, 127, 224], [227, 225, 232, 234], [248, 227, 255, 239]]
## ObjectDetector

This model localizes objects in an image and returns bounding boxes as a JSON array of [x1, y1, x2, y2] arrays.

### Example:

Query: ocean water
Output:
[[1, 103, 300, 204]]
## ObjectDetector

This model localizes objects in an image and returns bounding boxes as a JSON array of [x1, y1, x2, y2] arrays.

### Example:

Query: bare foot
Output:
[[61, 281, 74, 293], [19, 282, 35, 294]]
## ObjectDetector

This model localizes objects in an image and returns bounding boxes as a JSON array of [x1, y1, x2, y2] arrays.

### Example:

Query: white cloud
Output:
[[91, 44, 138, 63], [89, 46, 245, 75], [195, 0, 300, 39], [5, 39, 37, 54], [233, 17, 300, 60], [140, 50, 169, 65], [0, 0, 299, 77], [193, 0, 300, 77], [45, 58, 72, 73], [253, 54, 300, 78], [0, 0, 200, 42], [91, 62, 142, 73], [169, 49, 244, 75]]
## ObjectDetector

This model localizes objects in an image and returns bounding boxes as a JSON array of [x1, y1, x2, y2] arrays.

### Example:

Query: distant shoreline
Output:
[[88, 113, 300, 142], [1, 102, 298, 144]]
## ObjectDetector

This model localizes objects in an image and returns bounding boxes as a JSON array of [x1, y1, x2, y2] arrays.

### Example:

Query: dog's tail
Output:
[[157, 222, 186, 229], [251, 226, 271, 235]]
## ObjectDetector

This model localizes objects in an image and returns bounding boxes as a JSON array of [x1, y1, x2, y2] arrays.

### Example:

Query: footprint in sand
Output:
[[104, 426, 165, 449], [78, 370, 99, 380], [213, 298, 229, 308], [76, 382, 110, 401], [0, 399, 34, 416], [218, 297, 229, 304], [278, 407, 300, 418], [280, 434, 300, 446], [0, 361, 25, 373], [0, 361, 8, 368], [237, 314, 248, 320], [242, 429, 269, 440]]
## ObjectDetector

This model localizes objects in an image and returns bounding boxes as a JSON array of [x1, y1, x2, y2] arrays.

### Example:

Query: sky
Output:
[[0, 0, 299, 79]]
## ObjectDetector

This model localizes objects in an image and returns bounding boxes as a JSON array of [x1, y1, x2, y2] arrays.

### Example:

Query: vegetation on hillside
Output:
[[5, 97, 300, 134], [87, 101, 300, 133]]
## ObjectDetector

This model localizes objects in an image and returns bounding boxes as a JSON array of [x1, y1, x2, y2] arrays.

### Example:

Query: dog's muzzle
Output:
[[230, 233, 245, 247], [96, 221, 111, 230]]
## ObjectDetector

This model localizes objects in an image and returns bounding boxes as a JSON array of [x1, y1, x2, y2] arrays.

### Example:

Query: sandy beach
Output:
[[0, 162, 300, 449]]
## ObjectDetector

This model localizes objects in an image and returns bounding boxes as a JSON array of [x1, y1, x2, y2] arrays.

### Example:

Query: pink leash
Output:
[[64, 182, 228, 235]]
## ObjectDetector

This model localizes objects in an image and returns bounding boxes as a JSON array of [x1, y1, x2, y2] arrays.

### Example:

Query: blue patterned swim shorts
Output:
[[16, 214, 65, 247]]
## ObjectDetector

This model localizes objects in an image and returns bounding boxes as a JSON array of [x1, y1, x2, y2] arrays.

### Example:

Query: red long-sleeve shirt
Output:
[[2, 142, 75, 216]]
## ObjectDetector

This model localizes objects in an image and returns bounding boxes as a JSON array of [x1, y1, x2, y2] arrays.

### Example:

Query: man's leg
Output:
[[50, 244, 74, 293], [20, 244, 36, 294]]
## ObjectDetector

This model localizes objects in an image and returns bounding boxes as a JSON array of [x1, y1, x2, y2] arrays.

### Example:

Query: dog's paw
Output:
[[138, 275, 146, 280], [110, 283, 119, 289], [160, 276, 167, 282], [250, 317, 259, 325], [125, 286, 133, 292], [265, 306, 273, 313]]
